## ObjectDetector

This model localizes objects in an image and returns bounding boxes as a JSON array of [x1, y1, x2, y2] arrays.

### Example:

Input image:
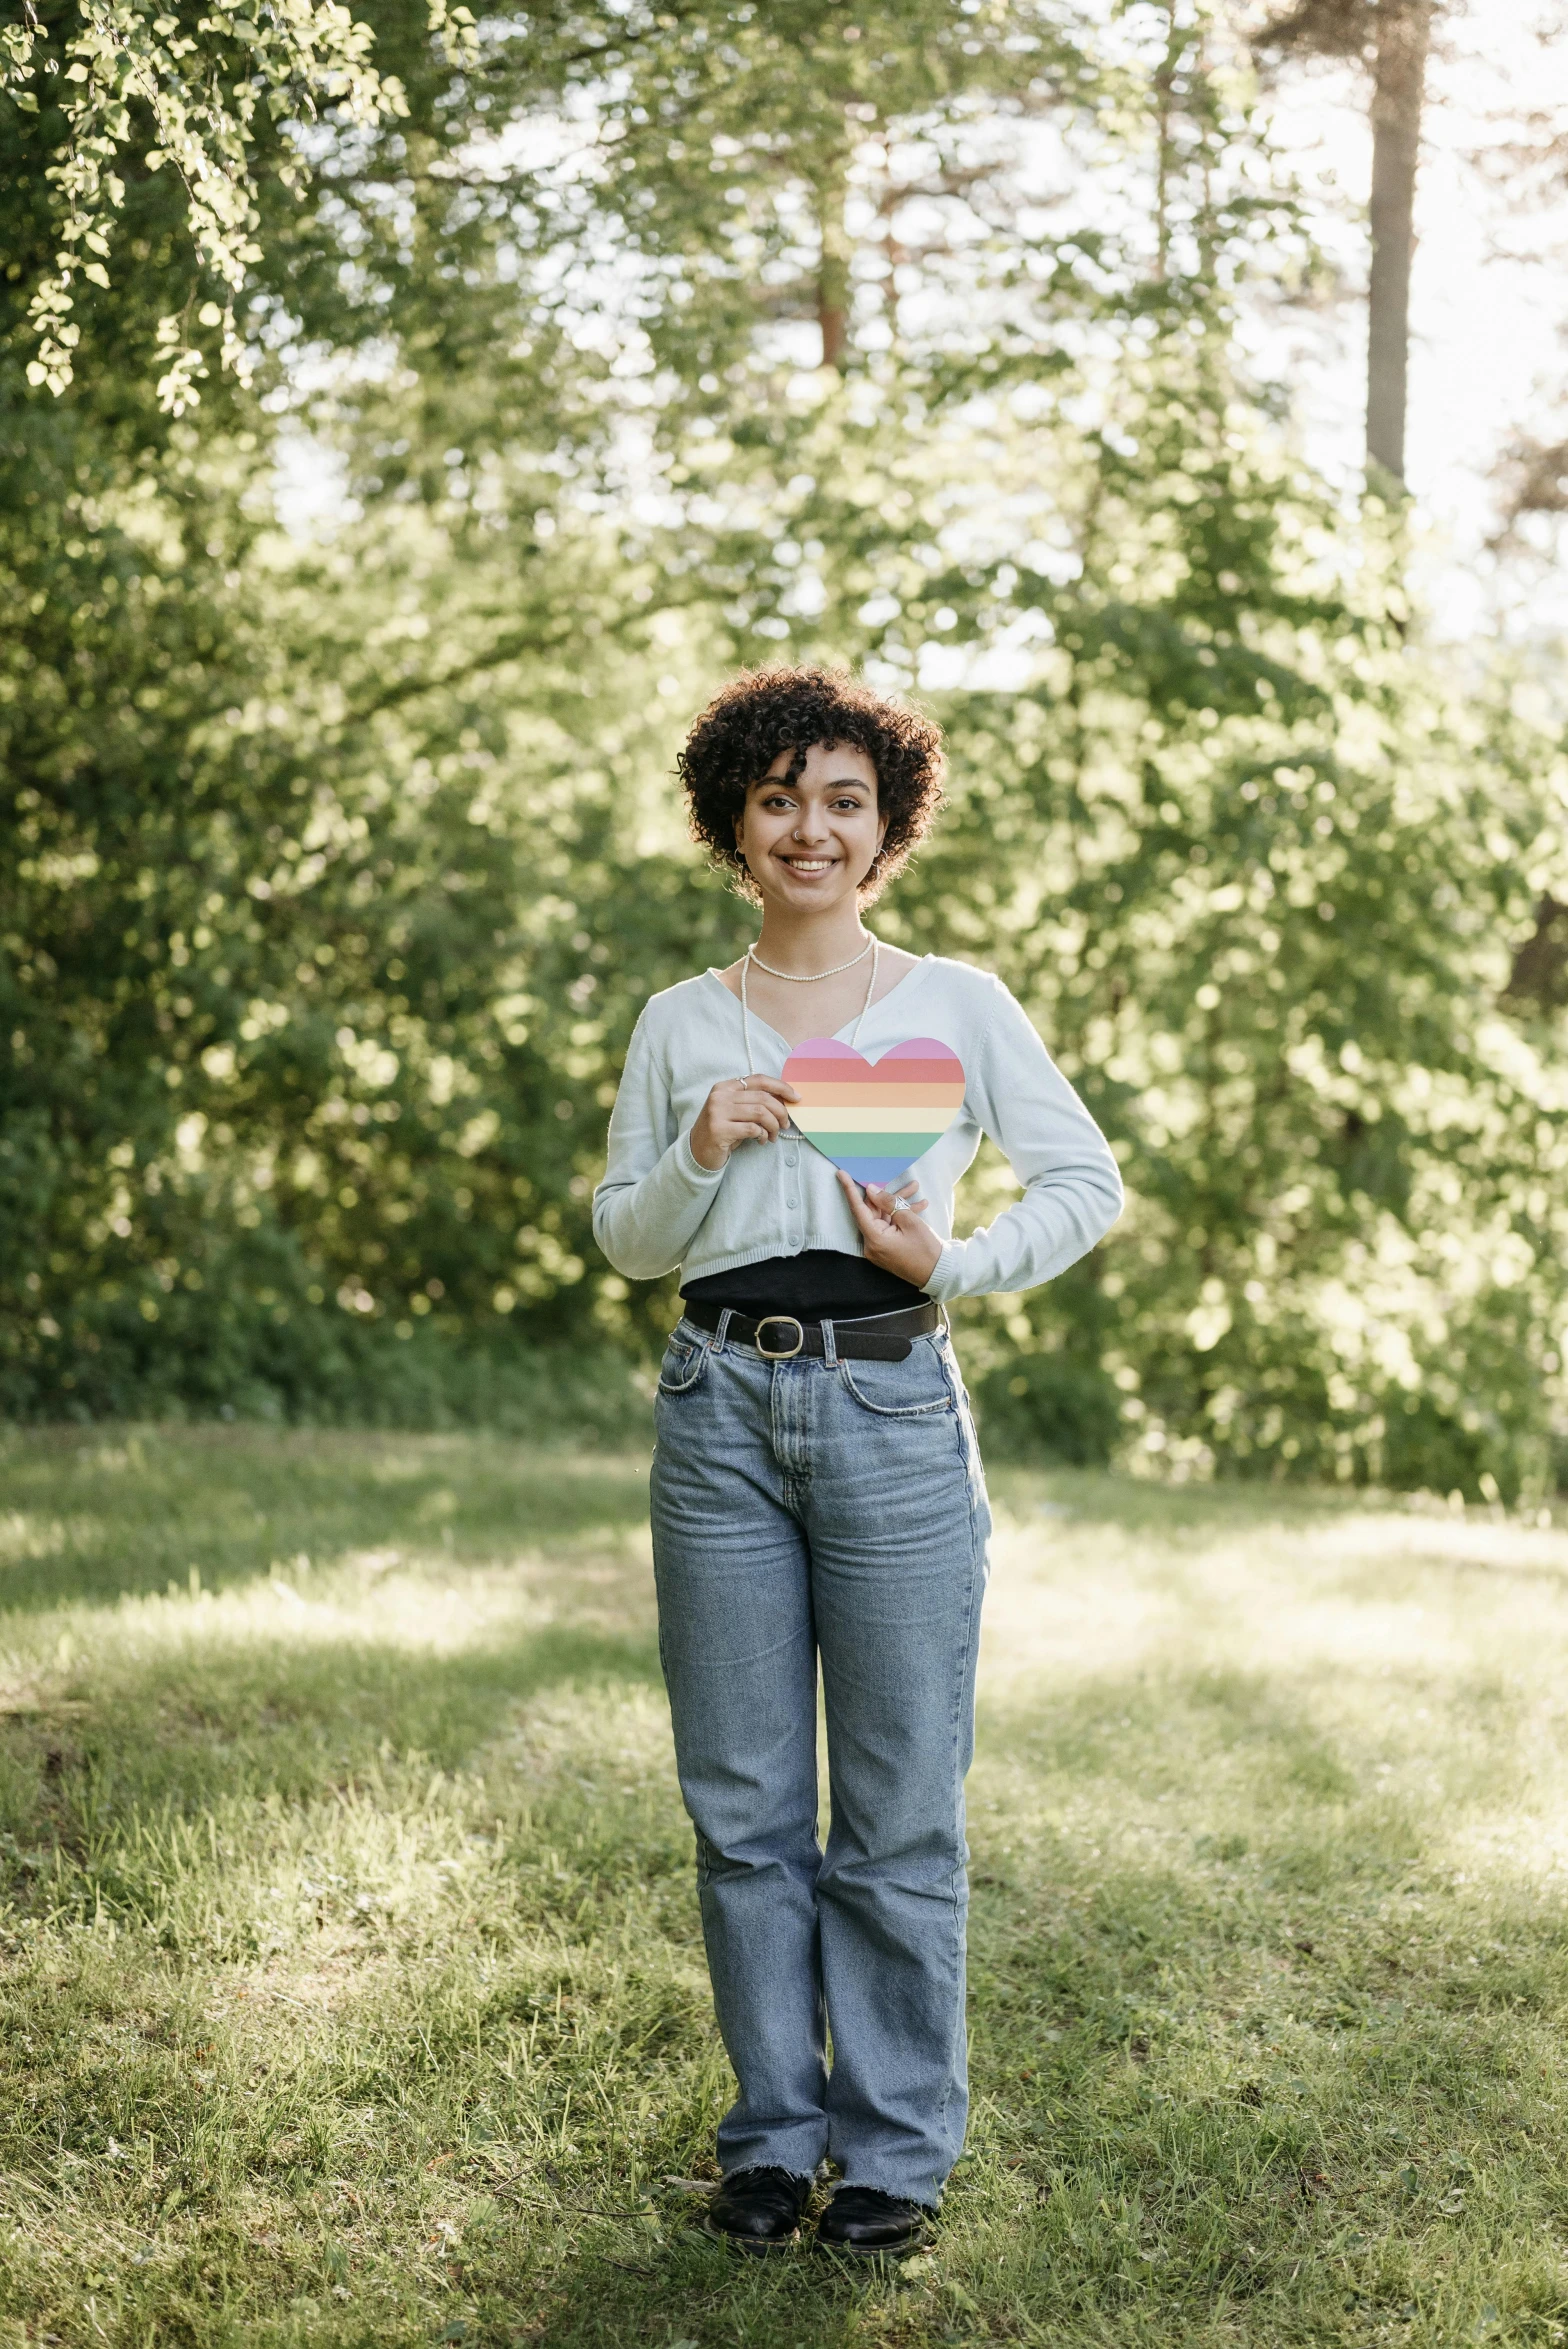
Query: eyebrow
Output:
[[755, 784, 868, 803]]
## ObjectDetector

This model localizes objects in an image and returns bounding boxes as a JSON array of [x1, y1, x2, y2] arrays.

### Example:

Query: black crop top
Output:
[[682, 1249, 928, 1324]]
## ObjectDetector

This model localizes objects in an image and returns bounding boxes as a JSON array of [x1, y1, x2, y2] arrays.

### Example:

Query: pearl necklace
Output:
[[740, 935, 880, 1075], [746, 935, 874, 982]]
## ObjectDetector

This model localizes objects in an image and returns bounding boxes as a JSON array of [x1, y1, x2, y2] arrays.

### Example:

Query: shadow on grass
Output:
[[985, 1462, 1389, 1539], [0, 1618, 664, 1870], [5, 1437, 1568, 2344], [478, 1753, 1568, 2347], [982, 1664, 1365, 1805], [0, 1425, 652, 1613], [8, 1637, 1568, 2346]]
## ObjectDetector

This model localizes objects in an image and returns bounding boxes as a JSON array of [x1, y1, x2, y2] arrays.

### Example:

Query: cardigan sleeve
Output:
[[921, 979, 1123, 1302], [590, 1008, 727, 1282]]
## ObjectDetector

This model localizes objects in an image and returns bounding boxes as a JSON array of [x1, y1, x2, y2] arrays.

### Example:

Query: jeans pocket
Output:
[[837, 1335, 955, 1419], [656, 1332, 709, 1396]]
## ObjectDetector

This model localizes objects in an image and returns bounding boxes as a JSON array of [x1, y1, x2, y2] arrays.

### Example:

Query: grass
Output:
[[1, 1433, 1568, 2346]]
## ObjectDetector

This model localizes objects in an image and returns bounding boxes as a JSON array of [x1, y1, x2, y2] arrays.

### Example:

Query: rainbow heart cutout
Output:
[[782, 1036, 967, 1186]]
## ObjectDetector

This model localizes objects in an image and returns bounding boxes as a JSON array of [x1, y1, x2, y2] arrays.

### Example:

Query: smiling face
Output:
[[734, 740, 887, 911]]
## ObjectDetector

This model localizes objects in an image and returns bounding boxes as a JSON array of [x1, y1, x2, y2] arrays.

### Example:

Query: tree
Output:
[[2, 0, 1563, 1499], [1256, 0, 1434, 486], [667, 325, 1565, 1498], [0, 0, 474, 407], [0, 0, 1114, 1414]]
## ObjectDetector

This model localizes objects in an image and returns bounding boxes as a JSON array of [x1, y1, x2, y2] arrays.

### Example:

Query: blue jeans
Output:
[[649, 1310, 992, 2208]]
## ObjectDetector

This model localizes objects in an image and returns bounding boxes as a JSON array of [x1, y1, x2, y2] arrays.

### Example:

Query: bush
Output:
[[971, 1353, 1124, 1467]]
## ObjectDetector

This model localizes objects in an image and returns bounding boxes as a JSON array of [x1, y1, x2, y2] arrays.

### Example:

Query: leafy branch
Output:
[[1, 0, 477, 407]]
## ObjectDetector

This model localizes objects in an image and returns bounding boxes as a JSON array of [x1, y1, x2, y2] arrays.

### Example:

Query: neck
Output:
[[752, 902, 870, 976]]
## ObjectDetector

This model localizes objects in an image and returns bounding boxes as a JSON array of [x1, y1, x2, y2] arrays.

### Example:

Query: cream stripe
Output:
[[792, 1105, 963, 1135]]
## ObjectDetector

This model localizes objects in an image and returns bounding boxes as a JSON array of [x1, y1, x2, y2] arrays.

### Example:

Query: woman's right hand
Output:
[[689, 1074, 799, 1170]]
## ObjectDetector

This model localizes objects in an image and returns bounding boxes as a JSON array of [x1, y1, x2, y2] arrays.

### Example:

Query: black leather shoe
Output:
[[702, 2166, 810, 2254], [815, 2185, 930, 2259]]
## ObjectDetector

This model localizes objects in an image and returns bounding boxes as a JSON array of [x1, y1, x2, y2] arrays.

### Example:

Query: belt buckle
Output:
[[754, 1315, 805, 1359]]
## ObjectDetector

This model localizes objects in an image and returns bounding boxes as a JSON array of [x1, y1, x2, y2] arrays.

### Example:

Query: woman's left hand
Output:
[[836, 1168, 943, 1286]]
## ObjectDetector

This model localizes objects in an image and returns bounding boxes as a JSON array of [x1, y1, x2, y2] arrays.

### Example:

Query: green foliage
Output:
[[1, 0, 1565, 1492], [2, 0, 447, 401], [972, 1346, 1124, 1466]]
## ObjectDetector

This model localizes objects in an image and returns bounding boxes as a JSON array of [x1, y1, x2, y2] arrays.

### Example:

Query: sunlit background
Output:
[[4, 0, 1568, 1502], [1263, 4, 1568, 633]]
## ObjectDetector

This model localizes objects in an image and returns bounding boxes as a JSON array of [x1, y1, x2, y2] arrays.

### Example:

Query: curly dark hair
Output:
[[676, 665, 946, 903]]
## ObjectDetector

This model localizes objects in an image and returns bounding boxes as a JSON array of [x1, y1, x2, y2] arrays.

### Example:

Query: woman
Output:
[[593, 667, 1122, 2259]]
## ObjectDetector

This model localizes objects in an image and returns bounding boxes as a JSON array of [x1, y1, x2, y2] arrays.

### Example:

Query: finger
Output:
[[893, 1177, 921, 1199], [744, 1074, 801, 1103], [836, 1168, 880, 1236]]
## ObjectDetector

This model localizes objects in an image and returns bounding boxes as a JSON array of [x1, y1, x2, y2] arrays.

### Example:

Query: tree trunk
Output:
[[1366, 0, 1431, 486], [1152, 2, 1178, 282], [818, 154, 851, 371]]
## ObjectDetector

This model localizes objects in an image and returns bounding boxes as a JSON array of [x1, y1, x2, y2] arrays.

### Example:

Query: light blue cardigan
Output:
[[591, 955, 1123, 1302]]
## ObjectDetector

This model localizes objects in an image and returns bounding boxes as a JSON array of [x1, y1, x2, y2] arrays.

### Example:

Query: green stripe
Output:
[[800, 1129, 941, 1156]]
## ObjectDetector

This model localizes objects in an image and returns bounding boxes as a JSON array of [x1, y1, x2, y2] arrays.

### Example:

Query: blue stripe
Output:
[[836, 1152, 923, 1184]]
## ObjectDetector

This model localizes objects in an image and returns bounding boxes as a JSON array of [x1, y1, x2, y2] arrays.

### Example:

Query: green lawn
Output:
[[2, 1430, 1568, 2347]]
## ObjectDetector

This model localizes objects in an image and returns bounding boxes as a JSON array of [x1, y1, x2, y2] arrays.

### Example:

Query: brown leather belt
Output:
[[680, 1299, 941, 1362]]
